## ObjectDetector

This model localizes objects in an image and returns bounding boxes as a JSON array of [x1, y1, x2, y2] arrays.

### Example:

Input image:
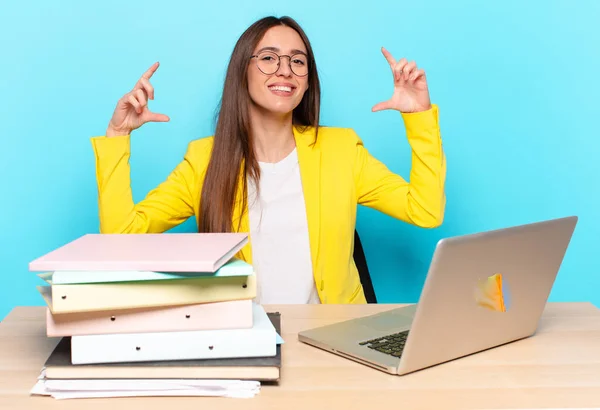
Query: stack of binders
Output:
[[28, 233, 281, 390]]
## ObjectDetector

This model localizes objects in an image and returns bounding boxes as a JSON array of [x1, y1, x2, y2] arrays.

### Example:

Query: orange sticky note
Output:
[[475, 273, 507, 312]]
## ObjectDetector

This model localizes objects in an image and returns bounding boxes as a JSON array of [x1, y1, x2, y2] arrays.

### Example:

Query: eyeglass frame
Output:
[[249, 50, 310, 77]]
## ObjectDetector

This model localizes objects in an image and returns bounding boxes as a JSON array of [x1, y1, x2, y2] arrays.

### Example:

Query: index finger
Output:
[[141, 62, 160, 80], [381, 47, 396, 69]]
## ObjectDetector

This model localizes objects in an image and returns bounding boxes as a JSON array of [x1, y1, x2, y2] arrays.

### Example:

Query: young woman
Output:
[[91, 16, 446, 305]]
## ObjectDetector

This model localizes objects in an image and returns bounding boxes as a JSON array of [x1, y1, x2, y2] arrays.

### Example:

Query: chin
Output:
[[268, 103, 298, 116], [253, 98, 301, 117]]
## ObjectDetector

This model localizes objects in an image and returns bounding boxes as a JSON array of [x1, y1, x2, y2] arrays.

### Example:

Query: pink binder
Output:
[[29, 233, 248, 272], [45, 299, 254, 337]]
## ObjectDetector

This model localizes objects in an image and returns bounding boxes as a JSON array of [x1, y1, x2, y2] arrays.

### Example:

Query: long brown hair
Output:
[[199, 16, 321, 233]]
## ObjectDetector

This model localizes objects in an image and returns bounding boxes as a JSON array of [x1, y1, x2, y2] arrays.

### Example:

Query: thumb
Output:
[[371, 100, 393, 112], [145, 111, 170, 123]]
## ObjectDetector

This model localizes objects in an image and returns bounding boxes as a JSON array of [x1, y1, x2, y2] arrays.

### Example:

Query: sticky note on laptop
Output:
[[475, 273, 510, 312]]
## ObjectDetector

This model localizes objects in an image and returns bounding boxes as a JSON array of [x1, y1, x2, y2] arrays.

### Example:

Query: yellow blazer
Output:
[[91, 105, 446, 304]]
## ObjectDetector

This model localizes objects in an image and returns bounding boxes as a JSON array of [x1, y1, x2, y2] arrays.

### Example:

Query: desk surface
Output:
[[1, 303, 600, 410]]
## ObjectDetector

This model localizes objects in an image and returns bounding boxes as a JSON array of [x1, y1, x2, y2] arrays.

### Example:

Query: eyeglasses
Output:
[[250, 50, 309, 77]]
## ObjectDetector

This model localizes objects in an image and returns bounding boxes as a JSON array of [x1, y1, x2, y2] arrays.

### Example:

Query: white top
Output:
[[247, 147, 320, 304]]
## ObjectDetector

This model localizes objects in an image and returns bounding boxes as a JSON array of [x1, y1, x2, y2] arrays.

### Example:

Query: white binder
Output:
[[70, 303, 277, 365]]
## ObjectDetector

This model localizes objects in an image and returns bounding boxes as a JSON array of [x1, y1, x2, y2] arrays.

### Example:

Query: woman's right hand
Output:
[[106, 62, 170, 137]]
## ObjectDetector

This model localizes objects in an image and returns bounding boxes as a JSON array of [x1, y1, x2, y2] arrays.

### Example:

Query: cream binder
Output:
[[37, 274, 256, 314]]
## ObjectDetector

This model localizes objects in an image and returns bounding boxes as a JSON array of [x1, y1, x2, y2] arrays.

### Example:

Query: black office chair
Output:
[[353, 230, 378, 303]]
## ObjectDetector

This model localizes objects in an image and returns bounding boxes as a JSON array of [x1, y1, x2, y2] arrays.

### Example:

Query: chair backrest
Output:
[[353, 230, 378, 303]]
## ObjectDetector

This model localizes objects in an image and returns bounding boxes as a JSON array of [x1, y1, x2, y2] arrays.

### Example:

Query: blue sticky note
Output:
[[276, 333, 284, 344]]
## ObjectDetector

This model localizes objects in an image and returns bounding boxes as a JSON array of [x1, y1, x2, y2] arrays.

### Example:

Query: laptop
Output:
[[298, 215, 578, 376]]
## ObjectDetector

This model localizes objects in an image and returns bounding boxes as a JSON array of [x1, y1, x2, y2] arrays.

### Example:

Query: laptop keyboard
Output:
[[358, 330, 409, 358]]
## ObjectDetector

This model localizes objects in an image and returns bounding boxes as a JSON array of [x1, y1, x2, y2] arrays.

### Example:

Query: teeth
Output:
[[269, 85, 292, 92]]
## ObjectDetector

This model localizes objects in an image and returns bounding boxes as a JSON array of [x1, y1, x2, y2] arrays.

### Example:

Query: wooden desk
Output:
[[1, 303, 600, 410]]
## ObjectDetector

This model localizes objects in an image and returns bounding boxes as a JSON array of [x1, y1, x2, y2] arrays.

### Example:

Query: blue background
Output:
[[1, 0, 599, 319]]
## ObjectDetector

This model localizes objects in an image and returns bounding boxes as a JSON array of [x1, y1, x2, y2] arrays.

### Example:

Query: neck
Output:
[[249, 104, 296, 163]]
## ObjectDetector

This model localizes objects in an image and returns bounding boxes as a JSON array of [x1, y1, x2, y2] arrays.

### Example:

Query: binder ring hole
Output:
[[209, 345, 214, 350], [136, 346, 141, 351], [185, 314, 190, 319], [110, 316, 116, 321], [242, 284, 247, 288], [61, 295, 67, 300]]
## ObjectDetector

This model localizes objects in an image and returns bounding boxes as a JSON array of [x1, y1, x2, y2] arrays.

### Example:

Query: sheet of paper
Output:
[[30, 378, 260, 399]]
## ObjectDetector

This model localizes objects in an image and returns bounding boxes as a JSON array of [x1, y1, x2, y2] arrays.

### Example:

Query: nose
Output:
[[276, 56, 293, 77]]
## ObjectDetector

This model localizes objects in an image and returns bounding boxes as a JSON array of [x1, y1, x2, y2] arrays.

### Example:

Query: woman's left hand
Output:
[[372, 47, 432, 113]]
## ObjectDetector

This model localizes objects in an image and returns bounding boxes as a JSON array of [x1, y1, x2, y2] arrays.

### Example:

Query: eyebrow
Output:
[[256, 46, 307, 55]]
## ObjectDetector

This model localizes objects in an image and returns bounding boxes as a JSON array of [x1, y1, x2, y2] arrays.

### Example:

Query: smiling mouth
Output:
[[268, 85, 295, 96]]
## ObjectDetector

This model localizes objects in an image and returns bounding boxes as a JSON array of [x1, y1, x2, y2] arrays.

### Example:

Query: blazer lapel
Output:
[[231, 126, 321, 275], [294, 126, 321, 280], [232, 161, 253, 264]]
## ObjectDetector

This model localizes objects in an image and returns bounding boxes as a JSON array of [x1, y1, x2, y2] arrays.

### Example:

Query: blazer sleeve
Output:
[[353, 104, 446, 228], [90, 135, 203, 234]]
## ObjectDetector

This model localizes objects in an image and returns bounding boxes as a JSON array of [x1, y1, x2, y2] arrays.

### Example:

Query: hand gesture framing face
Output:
[[106, 62, 170, 137], [372, 47, 432, 114]]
